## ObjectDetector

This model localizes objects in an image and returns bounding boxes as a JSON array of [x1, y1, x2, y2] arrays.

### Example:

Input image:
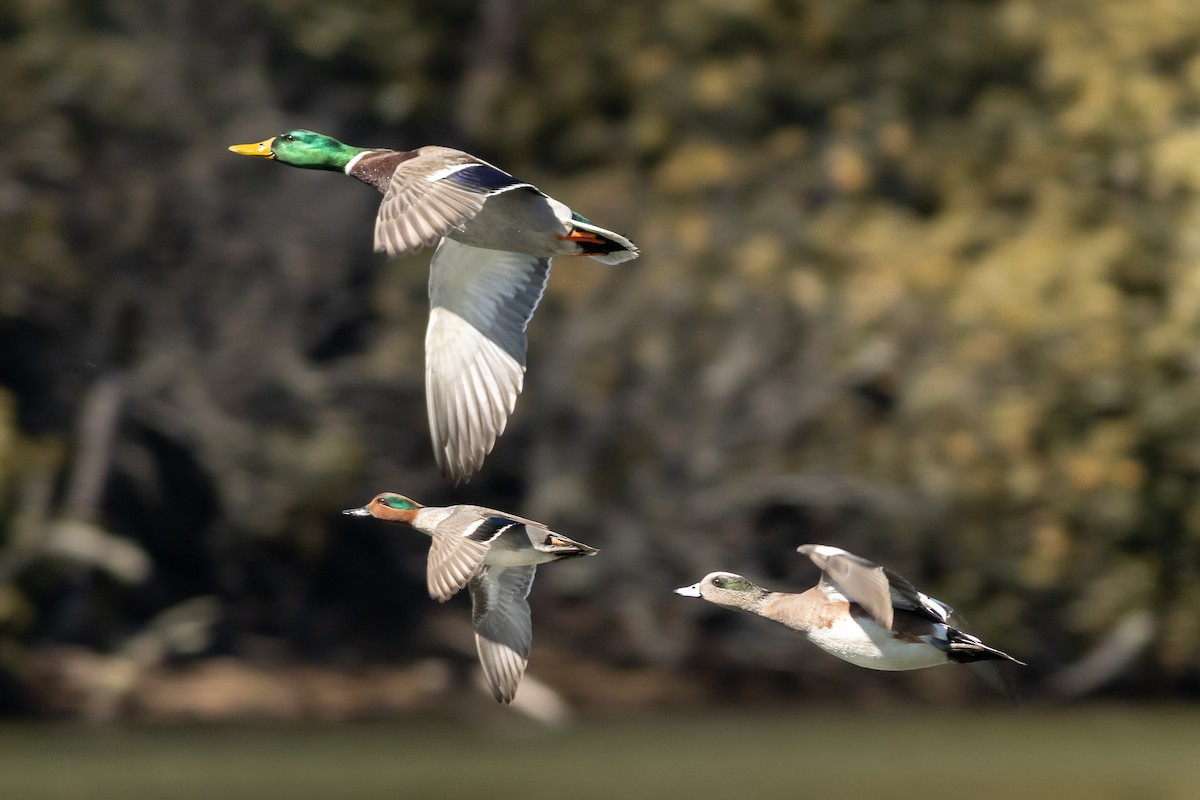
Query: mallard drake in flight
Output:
[[676, 544, 1023, 672], [343, 491, 599, 703], [230, 130, 638, 483]]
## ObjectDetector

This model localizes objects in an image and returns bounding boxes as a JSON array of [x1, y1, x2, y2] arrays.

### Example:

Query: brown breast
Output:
[[348, 149, 419, 193], [761, 588, 847, 632]]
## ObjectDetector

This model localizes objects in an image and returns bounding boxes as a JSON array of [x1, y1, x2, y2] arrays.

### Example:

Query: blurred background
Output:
[[3, 0, 1200, 795]]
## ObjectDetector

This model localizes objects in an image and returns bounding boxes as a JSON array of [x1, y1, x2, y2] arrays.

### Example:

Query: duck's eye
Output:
[[711, 577, 724, 588], [281, 133, 295, 142]]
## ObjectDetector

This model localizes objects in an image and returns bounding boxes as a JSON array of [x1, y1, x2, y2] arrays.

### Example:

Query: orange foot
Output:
[[557, 230, 606, 245]]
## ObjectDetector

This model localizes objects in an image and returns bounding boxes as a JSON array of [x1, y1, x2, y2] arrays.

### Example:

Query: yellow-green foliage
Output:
[[1, 0, 1199, 707]]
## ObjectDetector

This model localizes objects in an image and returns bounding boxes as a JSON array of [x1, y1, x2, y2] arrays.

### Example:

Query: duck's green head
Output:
[[228, 129, 365, 171]]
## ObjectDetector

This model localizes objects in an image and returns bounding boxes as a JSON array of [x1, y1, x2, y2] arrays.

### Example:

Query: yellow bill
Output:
[[228, 137, 275, 157]]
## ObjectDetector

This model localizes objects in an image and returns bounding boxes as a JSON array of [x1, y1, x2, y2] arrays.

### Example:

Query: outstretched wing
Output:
[[798, 544, 895, 630], [374, 148, 532, 257], [882, 565, 953, 623], [469, 565, 536, 704], [425, 238, 551, 483], [426, 510, 526, 602]]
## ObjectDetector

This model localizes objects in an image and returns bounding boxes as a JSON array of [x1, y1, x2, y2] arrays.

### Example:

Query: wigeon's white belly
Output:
[[804, 616, 949, 671]]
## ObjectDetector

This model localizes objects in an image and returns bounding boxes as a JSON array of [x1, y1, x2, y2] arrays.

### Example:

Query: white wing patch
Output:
[[425, 307, 524, 482]]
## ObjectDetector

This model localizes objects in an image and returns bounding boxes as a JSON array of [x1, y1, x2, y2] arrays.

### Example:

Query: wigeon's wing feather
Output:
[[374, 148, 532, 257], [798, 545, 895, 630], [425, 239, 551, 483], [469, 565, 536, 704], [883, 566, 953, 623]]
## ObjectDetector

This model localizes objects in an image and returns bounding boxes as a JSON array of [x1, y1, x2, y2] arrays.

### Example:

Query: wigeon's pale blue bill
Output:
[[675, 583, 702, 597]]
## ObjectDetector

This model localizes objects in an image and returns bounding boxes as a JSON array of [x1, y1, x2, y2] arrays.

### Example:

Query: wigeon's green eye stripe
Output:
[[710, 574, 755, 592]]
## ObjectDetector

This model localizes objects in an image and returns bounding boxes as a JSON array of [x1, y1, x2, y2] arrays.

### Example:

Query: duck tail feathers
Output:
[[944, 628, 1025, 666], [569, 214, 639, 264]]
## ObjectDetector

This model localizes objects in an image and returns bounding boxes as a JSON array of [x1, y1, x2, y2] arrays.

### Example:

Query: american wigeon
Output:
[[676, 544, 1023, 671]]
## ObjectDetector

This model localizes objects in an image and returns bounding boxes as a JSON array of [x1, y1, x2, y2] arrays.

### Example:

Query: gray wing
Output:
[[798, 545, 895, 630], [469, 565, 536, 704], [374, 147, 531, 257], [883, 566, 953, 623], [426, 507, 532, 601], [425, 238, 551, 483], [425, 508, 490, 602]]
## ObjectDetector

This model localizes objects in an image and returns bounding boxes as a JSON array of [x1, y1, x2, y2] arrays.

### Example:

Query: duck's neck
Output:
[[717, 588, 771, 616], [345, 149, 421, 193]]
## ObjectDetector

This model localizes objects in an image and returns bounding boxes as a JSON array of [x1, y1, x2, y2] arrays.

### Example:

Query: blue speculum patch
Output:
[[445, 164, 524, 193]]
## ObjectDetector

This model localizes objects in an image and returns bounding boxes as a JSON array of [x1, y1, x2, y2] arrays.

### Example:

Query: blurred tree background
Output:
[[1, 0, 1199, 720]]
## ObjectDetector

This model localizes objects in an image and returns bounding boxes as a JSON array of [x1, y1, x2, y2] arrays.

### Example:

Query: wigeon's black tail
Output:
[[944, 628, 1025, 666], [567, 213, 639, 265]]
